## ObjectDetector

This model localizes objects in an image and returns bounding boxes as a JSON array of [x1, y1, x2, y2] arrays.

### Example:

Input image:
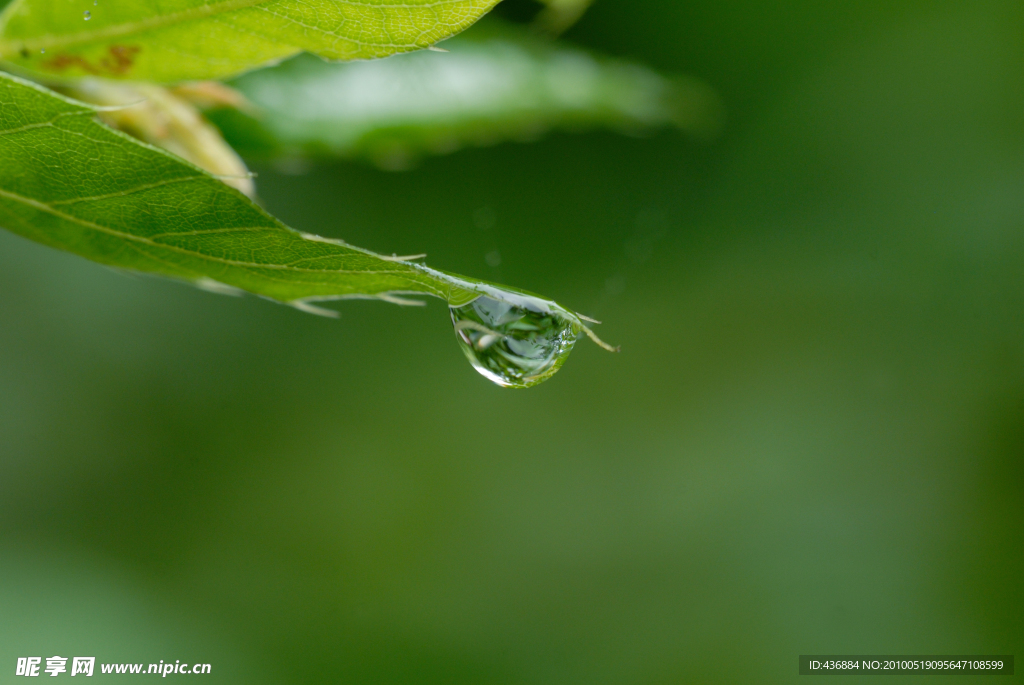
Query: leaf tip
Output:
[[580, 323, 620, 353]]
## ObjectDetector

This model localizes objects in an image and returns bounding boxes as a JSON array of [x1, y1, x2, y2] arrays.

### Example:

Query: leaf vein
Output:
[[0, 109, 91, 137], [48, 176, 207, 206]]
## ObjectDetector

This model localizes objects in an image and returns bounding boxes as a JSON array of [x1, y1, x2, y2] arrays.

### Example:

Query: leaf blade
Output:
[[0, 0, 500, 82], [0, 72, 481, 309]]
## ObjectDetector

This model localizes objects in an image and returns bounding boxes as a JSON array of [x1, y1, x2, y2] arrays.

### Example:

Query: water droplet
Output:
[[40, 48, 45, 54], [450, 295, 581, 388], [83, 10, 91, 19]]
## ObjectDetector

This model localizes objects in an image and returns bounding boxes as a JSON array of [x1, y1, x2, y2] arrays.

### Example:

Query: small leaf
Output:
[[204, 20, 722, 169], [0, 0, 500, 83], [0, 72, 612, 385]]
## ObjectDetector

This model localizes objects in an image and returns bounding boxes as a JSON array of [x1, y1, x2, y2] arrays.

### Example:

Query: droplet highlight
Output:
[[450, 295, 581, 388]]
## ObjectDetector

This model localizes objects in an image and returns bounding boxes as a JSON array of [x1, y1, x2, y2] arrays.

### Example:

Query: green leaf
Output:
[[205, 20, 722, 169], [0, 72, 614, 386], [0, 0, 500, 83]]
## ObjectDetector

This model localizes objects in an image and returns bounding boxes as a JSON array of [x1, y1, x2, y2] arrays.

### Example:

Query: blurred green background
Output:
[[1, 0, 1022, 682]]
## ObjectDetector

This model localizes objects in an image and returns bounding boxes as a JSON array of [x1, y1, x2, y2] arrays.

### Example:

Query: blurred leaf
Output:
[[534, 0, 594, 35], [0, 72, 600, 336], [0, 0, 500, 83], [205, 20, 722, 170]]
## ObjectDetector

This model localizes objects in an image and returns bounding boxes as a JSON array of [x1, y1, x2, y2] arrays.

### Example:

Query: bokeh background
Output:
[[1, 0, 1022, 682]]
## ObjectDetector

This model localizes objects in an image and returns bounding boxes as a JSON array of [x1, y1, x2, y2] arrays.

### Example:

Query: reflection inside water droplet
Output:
[[450, 295, 581, 388], [83, 10, 91, 19]]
